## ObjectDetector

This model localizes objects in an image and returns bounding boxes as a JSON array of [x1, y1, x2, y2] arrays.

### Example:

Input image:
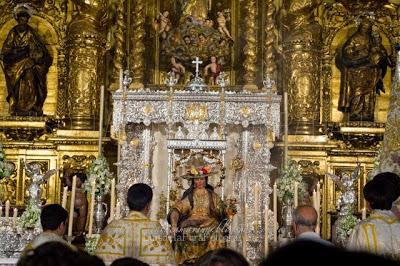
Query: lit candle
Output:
[[109, 178, 116, 223], [264, 205, 269, 256], [362, 207, 367, 220], [294, 181, 298, 208], [12, 208, 17, 227], [5, 200, 10, 219], [68, 176, 77, 237], [61, 186, 68, 209], [88, 181, 96, 237], [0, 205, 2, 217], [98, 85, 105, 157], [273, 182, 278, 242]]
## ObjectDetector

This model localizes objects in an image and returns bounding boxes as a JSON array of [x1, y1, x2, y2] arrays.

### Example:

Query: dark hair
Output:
[[182, 176, 214, 207], [17, 242, 77, 266], [76, 250, 105, 266], [260, 240, 399, 266], [110, 257, 149, 266], [40, 204, 68, 231], [195, 248, 249, 266], [364, 178, 396, 210], [373, 172, 400, 201], [127, 183, 153, 211]]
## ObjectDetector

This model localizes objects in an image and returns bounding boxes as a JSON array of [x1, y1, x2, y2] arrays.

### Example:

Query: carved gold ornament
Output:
[[185, 104, 208, 121]]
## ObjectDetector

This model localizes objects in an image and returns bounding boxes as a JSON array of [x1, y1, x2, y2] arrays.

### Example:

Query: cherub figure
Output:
[[24, 162, 57, 206], [153, 11, 171, 39], [170, 56, 186, 83], [204, 56, 221, 86], [327, 163, 361, 213], [216, 11, 232, 40]]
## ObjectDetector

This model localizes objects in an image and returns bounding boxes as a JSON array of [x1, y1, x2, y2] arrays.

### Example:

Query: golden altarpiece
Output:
[[0, 0, 400, 263]]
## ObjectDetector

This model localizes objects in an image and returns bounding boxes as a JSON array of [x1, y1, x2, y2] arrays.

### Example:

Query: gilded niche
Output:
[[1, 4, 52, 116], [335, 19, 393, 122]]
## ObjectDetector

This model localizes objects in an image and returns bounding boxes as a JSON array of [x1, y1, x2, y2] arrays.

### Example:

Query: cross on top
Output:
[[192, 57, 203, 78]]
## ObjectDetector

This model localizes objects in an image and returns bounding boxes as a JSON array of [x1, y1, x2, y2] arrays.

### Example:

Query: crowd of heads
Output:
[[16, 170, 400, 266]]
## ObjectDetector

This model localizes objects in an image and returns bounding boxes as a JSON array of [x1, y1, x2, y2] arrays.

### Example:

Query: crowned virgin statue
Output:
[[168, 162, 234, 264]]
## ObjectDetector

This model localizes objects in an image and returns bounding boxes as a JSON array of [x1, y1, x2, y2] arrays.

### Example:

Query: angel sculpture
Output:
[[24, 162, 58, 206], [216, 10, 232, 40], [153, 11, 172, 39], [327, 163, 361, 247], [327, 163, 361, 213]]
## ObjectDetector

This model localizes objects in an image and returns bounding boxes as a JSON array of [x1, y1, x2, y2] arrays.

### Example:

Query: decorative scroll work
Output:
[[112, 90, 281, 137]]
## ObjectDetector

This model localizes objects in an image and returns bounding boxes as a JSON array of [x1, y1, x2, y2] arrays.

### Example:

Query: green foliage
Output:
[[277, 160, 307, 203], [84, 156, 113, 197]]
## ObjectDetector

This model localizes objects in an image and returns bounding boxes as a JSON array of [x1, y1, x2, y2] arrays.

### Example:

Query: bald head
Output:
[[293, 205, 318, 236]]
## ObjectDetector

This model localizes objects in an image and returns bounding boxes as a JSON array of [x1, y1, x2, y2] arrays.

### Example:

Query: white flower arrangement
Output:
[[335, 214, 359, 247], [19, 203, 41, 229], [85, 234, 101, 254], [84, 156, 113, 197], [277, 160, 307, 203]]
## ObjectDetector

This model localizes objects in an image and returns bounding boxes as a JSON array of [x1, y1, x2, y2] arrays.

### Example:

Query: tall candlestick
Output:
[[362, 207, 367, 220], [242, 203, 248, 257], [5, 200, 10, 219], [88, 181, 96, 237], [68, 176, 77, 237], [115, 200, 121, 219], [273, 182, 278, 242], [284, 91, 288, 168], [119, 69, 123, 91], [312, 190, 317, 210], [294, 181, 298, 208], [12, 208, 17, 227], [264, 206, 269, 256], [0, 205, 2, 217], [316, 182, 321, 235], [98, 85, 105, 157], [109, 178, 116, 223], [61, 186, 68, 209]]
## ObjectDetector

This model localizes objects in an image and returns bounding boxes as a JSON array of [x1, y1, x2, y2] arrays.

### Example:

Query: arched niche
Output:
[[0, 15, 59, 116], [328, 23, 393, 123]]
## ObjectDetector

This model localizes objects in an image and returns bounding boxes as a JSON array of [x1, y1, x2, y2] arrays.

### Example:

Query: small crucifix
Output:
[[192, 57, 203, 78]]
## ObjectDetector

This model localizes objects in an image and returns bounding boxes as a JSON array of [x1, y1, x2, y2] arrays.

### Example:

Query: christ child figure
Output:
[[204, 56, 221, 86]]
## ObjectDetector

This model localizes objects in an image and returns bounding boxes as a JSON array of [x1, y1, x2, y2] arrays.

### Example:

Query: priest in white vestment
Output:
[[96, 184, 176, 265], [347, 175, 400, 261]]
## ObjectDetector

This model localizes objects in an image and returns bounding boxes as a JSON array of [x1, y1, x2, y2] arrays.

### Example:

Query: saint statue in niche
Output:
[[0, 4, 52, 116], [336, 19, 393, 121]]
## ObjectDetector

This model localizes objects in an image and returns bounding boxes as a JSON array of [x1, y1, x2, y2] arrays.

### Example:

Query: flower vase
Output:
[[279, 197, 294, 239], [93, 194, 108, 234]]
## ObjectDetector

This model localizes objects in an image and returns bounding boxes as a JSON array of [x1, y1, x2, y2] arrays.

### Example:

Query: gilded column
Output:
[[263, 0, 277, 83], [282, 0, 322, 135], [243, 0, 258, 90], [108, 0, 126, 90], [129, 0, 146, 89], [65, 1, 108, 129]]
